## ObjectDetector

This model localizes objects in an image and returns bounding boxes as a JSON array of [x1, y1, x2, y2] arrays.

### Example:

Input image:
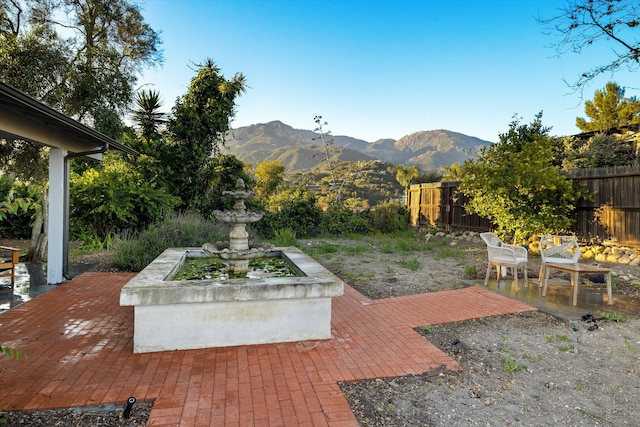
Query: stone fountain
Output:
[[120, 179, 343, 353], [202, 178, 273, 272]]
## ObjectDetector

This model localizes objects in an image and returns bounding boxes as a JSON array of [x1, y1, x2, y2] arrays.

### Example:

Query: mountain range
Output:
[[223, 120, 493, 172]]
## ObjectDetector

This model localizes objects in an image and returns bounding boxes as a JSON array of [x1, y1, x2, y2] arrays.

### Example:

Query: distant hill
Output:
[[224, 121, 492, 172]]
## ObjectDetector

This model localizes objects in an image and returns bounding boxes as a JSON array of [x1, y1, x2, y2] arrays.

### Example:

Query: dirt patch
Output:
[[3, 402, 152, 426], [341, 312, 640, 426], [302, 234, 640, 426]]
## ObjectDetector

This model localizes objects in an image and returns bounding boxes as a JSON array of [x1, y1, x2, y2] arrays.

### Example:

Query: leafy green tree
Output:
[[0, 139, 49, 260], [200, 154, 254, 213], [541, 0, 640, 91], [440, 162, 464, 182], [395, 164, 420, 203], [458, 113, 586, 243], [0, 0, 161, 259], [254, 160, 285, 201], [416, 171, 442, 183], [260, 188, 323, 237], [34, 0, 162, 134], [164, 59, 246, 209], [70, 152, 179, 238], [0, 175, 34, 237], [576, 82, 640, 132], [0, 24, 68, 106], [394, 165, 420, 188], [320, 202, 372, 235], [562, 133, 636, 169]]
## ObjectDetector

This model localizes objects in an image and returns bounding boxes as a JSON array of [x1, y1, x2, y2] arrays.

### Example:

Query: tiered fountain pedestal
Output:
[[119, 247, 344, 353]]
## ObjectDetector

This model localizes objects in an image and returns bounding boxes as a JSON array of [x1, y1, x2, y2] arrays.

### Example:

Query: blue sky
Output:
[[137, 0, 638, 143]]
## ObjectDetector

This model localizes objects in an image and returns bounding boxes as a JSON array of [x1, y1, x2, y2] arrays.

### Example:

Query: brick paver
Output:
[[0, 273, 535, 425]]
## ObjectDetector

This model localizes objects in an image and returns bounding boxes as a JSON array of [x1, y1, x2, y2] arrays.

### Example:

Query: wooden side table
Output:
[[542, 262, 613, 306]]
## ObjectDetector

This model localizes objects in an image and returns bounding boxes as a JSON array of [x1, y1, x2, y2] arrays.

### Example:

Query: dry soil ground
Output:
[[301, 234, 640, 426], [3, 234, 640, 426]]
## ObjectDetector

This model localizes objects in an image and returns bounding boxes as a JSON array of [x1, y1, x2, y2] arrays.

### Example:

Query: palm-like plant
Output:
[[132, 89, 167, 140]]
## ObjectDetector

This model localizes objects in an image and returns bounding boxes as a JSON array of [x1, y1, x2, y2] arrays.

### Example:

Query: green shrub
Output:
[[273, 228, 298, 247], [258, 189, 324, 238], [321, 203, 372, 236], [369, 201, 408, 233], [70, 152, 180, 239], [0, 177, 36, 239], [112, 212, 225, 271], [78, 228, 114, 252]]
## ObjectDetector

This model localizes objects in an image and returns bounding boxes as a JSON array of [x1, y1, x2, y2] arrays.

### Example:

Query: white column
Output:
[[48, 148, 67, 284]]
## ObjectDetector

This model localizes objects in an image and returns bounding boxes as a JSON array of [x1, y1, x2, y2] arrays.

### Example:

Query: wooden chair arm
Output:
[[0, 246, 21, 263]]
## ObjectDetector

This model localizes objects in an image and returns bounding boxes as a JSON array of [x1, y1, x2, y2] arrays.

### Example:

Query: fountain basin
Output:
[[120, 246, 343, 353]]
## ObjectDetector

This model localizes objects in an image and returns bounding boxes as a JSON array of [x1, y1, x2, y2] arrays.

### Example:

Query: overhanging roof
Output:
[[0, 81, 138, 156]]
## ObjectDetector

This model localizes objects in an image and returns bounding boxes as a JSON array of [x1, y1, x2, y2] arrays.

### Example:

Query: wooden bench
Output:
[[0, 246, 21, 293]]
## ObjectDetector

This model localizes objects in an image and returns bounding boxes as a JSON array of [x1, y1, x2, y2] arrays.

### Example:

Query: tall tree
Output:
[[394, 165, 420, 188], [164, 59, 246, 210], [576, 82, 640, 132], [0, 0, 161, 260], [394, 165, 420, 205], [254, 160, 285, 202], [562, 132, 636, 169], [33, 0, 163, 135], [458, 113, 586, 243], [541, 0, 640, 91]]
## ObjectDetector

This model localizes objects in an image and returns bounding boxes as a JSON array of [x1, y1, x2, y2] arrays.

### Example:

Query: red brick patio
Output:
[[0, 272, 535, 426]]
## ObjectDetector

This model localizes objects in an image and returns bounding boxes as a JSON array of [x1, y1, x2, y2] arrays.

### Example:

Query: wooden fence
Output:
[[408, 165, 640, 246], [568, 165, 640, 245], [407, 181, 491, 232]]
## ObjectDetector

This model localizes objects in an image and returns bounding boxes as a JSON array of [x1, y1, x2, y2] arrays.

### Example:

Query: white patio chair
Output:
[[538, 234, 581, 284], [480, 232, 528, 288]]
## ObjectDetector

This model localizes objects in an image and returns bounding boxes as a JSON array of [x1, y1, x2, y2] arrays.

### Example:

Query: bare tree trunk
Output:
[[26, 186, 48, 262]]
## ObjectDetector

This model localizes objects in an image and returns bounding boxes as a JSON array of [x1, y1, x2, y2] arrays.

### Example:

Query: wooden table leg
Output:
[[606, 272, 613, 305], [572, 272, 579, 306]]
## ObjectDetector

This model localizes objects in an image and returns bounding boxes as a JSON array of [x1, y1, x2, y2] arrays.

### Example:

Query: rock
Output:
[[606, 254, 621, 263], [611, 247, 625, 257], [618, 254, 632, 265], [581, 250, 594, 259], [595, 253, 607, 262]]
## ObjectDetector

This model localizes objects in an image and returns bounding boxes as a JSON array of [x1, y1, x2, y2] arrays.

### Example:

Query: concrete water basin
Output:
[[120, 246, 343, 353]]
